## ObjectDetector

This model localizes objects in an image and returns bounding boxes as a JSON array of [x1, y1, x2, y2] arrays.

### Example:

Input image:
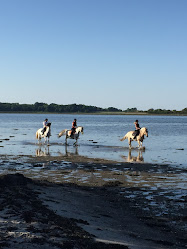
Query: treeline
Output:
[[0, 102, 122, 113], [124, 107, 187, 115], [147, 108, 187, 115], [0, 102, 186, 115]]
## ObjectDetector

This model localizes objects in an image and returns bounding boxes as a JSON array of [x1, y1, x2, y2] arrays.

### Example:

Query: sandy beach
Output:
[[0, 154, 186, 249]]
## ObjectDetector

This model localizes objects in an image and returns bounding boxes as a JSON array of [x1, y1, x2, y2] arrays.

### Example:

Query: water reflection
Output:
[[121, 149, 144, 163], [58, 145, 79, 157], [36, 145, 50, 157]]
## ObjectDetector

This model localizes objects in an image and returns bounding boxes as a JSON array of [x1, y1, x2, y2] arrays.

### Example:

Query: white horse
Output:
[[36, 123, 51, 144], [58, 126, 84, 146], [120, 127, 148, 149]]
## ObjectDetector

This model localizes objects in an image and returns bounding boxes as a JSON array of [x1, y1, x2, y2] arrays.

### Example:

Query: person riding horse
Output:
[[133, 120, 141, 140], [41, 118, 48, 135], [70, 119, 77, 137]]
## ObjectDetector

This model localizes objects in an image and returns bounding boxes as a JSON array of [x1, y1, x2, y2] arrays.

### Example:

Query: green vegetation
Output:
[[0, 102, 120, 113], [0, 102, 186, 115]]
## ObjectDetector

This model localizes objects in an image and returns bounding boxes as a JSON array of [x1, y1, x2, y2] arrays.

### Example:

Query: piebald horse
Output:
[[120, 127, 148, 149], [36, 123, 51, 144], [58, 126, 84, 146]]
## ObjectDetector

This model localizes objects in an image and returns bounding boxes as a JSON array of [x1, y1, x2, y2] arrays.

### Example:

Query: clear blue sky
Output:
[[0, 0, 186, 110]]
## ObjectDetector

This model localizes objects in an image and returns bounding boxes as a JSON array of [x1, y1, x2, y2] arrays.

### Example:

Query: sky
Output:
[[0, 0, 187, 111]]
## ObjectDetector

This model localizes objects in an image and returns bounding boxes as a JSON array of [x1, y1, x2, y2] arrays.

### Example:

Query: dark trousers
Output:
[[71, 128, 76, 135], [133, 129, 140, 138], [41, 127, 46, 134]]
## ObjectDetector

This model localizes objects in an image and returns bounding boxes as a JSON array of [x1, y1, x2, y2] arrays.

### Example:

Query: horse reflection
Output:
[[58, 144, 79, 157], [36, 146, 50, 157], [121, 150, 144, 163]]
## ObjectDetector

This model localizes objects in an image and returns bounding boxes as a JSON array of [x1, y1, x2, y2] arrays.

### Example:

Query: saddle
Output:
[[68, 131, 76, 137], [133, 130, 140, 136]]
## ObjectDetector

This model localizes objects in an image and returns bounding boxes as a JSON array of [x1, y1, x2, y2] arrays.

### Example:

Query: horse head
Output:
[[80, 126, 84, 134], [76, 126, 84, 134], [141, 127, 148, 137]]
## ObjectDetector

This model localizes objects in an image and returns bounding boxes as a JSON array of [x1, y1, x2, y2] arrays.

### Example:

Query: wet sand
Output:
[[0, 154, 186, 249]]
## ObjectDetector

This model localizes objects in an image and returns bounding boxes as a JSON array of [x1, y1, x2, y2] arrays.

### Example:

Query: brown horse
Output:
[[120, 127, 148, 149]]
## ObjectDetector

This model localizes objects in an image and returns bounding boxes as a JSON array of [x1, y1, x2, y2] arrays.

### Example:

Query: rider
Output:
[[70, 119, 77, 137], [133, 120, 141, 140], [41, 118, 48, 135]]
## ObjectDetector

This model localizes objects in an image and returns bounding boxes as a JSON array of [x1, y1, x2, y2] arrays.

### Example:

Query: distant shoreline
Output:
[[0, 102, 187, 115], [0, 111, 187, 116]]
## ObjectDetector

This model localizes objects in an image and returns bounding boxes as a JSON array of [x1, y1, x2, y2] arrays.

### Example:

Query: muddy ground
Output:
[[0, 155, 186, 249]]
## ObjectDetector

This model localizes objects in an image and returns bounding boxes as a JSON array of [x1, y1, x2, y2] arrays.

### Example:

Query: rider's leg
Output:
[[70, 128, 75, 137], [133, 130, 138, 140], [42, 127, 46, 135]]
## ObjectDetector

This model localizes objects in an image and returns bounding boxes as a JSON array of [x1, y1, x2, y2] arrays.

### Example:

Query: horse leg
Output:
[[73, 139, 77, 146], [38, 134, 41, 144], [137, 140, 141, 148], [37, 135, 40, 144], [44, 136, 47, 144], [128, 139, 132, 149]]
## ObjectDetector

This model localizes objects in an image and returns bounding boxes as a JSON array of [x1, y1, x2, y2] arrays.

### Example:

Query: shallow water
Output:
[[0, 113, 186, 235], [0, 113, 186, 167]]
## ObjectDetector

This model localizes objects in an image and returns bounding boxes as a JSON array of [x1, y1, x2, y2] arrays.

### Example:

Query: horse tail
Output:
[[120, 136, 127, 141], [58, 129, 66, 138]]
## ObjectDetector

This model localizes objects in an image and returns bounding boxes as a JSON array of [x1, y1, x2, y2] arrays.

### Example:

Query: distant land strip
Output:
[[0, 102, 187, 115]]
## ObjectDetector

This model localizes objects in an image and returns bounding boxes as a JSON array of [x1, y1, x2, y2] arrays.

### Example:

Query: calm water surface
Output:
[[1, 113, 186, 230], [0, 113, 186, 167]]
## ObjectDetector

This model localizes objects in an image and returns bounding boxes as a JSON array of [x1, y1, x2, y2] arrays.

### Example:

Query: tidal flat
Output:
[[0, 153, 186, 249]]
